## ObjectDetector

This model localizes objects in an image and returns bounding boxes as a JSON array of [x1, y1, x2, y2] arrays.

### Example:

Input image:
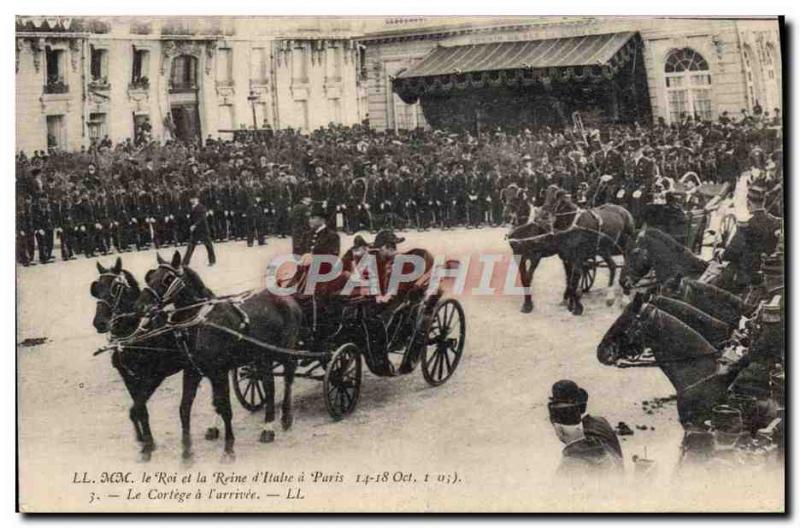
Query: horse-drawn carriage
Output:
[[578, 175, 735, 292], [229, 253, 466, 420]]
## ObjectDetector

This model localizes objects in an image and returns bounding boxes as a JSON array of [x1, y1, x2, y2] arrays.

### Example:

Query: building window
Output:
[[358, 45, 367, 81], [764, 43, 777, 81], [664, 48, 712, 123], [46, 115, 65, 150], [295, 100, 309, 131], [217, 48, 233, 85], [292, 44, 309, 85], [45, 48, 67, 93], [251, 47, 268, 84], [326, 45, 342, 83], [133, 114, 152, 146], [254, 102, 269, 128], [742, 45, 757, 109], [218, 104, 235, 132], [763, 43, 781, 113], [90, 46, 108, 84], [88, 112, 107, 142], [329, 98, 342, 124], [131, 47, 150, 89], [170, 55, 198, 92]]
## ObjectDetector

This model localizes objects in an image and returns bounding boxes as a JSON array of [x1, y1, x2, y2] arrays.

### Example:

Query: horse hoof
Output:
[[281, 415, 294, 431], [259, 430, 275, 443], [520, 303, 533, 314], [205, 427, 220, 441], [605, 297, 615, 307], [221, 451, 236, 464], [572, 304, 584, 316], [138, 451, 152, 463], [181, 450, 194, 463]]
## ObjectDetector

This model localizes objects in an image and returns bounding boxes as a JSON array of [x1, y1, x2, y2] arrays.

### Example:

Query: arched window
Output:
[[170, 55, 198, 92], [664, 48, 712, 123]]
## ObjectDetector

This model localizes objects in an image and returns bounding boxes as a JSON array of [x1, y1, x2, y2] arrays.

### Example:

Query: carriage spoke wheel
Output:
[[422, 299, 466, 387], [581, 259, 597, 293], [324, 343, 362, 420], [231, 363, 266, 412]]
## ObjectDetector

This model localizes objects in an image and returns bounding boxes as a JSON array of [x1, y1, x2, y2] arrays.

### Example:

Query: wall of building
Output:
[[16, 17, 366, 153], [16, 37, 87, 153], [361, 17, 782, 131]]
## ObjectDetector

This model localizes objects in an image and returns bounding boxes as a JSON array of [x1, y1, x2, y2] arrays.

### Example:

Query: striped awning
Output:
[[393, 32, 641, 103]]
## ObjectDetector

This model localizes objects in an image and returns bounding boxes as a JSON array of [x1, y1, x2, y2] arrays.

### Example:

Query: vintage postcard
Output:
[[15, 14, 785, 513]]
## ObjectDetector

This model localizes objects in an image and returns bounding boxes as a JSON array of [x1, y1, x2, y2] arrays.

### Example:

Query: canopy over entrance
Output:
[[392, 32, 650, 130]]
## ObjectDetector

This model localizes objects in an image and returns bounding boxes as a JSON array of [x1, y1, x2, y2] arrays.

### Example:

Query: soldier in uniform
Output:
[[74, 191, 98, 258], [183, 194, 216, 267], [52, 192, 76, 260], [93, 188, 112, 255], [548, 380, 624, 476], [245, 180, 266, 247], [17, 196, 35, 266], [32, 194, 55, 264], [718, 184, 782, 293]]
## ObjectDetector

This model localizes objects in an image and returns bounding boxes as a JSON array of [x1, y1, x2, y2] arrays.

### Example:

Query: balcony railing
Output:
[[169, 82, 197, 93], [88, 78, 111, 90], [129, 77, 150, 90], [43, 81, 69, 94]]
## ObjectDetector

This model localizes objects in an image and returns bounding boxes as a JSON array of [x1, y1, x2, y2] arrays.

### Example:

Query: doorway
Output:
[[170, 104, 201, 143]]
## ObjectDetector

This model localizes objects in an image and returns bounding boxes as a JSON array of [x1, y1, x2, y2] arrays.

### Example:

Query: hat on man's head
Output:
[[548, 380, 588, 425], [352, 235, 369, 248], [309, 201, 327, 218], [372, 230, 405, 249]]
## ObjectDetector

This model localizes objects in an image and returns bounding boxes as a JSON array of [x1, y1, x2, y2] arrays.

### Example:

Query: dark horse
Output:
[[623, 225, 709, 289], [91, 257, 198, 461], [507, 189, 635, 315], [134, 251, 303, 461], [596, 294, 736, 428]]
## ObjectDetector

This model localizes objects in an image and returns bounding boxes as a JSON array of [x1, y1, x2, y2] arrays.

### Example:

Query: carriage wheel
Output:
[[323, 343, 362, 420], [581, 259, 597, 293], [231, 363, 266, 412], [422, 299, 466, 387]]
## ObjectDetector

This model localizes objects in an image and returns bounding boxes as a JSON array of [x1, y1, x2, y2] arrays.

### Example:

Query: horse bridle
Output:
[[142, 264, 187, 307], [94, 272, 131, 315], [614, 304, 720, 367]]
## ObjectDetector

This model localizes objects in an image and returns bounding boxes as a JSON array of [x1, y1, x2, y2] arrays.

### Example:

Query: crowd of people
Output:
[[16, 108, 782, 266]]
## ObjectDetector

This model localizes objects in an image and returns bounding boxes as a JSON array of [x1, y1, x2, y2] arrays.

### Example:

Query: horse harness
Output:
[[509, 205, 626, 255]]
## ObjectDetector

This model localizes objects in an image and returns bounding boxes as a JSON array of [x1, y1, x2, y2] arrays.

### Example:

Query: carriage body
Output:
[[231, 260, 466, 419]]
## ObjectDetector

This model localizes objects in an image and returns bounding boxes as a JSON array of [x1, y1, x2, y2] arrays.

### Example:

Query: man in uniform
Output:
[[548, 379, 624, 476], [32, 194, 55, 264], [718, 184, 782, 293], [183, 194, 216, 267]]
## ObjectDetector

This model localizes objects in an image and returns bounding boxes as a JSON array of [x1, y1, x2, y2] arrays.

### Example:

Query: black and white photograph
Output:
[[12, 11, 786, 513]]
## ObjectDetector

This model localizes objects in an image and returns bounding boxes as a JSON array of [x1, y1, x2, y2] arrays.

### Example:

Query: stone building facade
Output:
[[15, 16, 371, 153], [359, 16, 783, 131]]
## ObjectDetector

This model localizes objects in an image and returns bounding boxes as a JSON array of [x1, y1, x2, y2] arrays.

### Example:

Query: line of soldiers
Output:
[[16, 115, 782, 266]]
